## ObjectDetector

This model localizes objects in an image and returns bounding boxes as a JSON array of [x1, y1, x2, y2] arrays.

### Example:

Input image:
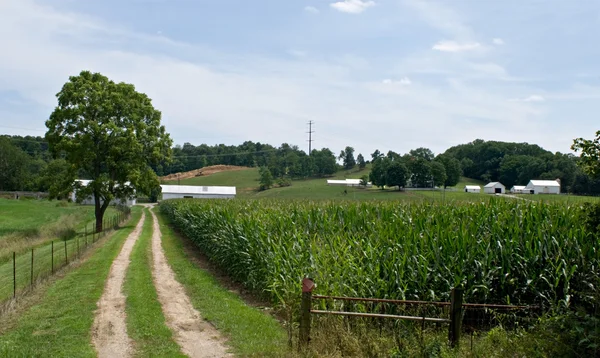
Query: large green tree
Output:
[[573, 131, 600, 178], [339, 146, 356, 170], [435, 155, 462, 188], [430, 161, 447, 187], [385, 161, 408, 190], [357, 153, 366, 170], [0, 137, 31, 191], [46, 71, 172, 232], [369, 157, 389, 189]]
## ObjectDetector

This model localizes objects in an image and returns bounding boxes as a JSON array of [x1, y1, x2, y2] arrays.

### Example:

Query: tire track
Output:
[[91, 210, 145, 358], [149, 207, 231, 358]]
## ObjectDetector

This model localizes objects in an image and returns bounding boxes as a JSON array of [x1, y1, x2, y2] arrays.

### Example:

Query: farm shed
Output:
[[464, 185, 481, 193], [510, 185, 526, 194], [326, 179, 372, 187], [484, 182, 506, 194], [160, 185, 236, 199], [71, 180, 137, 206], [523, 180, 561, 194]]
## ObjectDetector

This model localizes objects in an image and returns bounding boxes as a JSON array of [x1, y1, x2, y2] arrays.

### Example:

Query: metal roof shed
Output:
[[160, 185, 236, 200]]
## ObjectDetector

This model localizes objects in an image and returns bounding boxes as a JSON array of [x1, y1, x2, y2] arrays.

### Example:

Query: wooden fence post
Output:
[[449, 287, 463, 348], [299, 278, 316, 350], [64, 240, 68, 265]]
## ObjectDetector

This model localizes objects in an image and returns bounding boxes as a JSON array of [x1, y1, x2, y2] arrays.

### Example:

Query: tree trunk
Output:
[[94, 195, 111, 233]]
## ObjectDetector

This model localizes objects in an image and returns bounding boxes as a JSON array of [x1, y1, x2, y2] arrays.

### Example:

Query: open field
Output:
[[0, 199, 116, 262]]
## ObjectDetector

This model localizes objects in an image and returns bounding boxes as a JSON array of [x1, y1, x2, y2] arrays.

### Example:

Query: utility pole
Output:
[[307, 121, 314, 155]]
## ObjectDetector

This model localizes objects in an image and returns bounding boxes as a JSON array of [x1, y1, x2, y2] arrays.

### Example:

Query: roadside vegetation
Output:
[[155, 208, 289, 357], [0, 208, 142, 357]]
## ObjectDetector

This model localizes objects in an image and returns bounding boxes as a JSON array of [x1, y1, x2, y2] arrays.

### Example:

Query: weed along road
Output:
[[92, 211, 146, 357], [149, 206, 231, 357]]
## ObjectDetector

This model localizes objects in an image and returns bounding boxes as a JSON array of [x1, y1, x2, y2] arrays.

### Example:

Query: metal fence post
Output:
[[77, 237, 80, 259], [299, 277, 315, 350], [64, 240, 68, 265], [31, 248, 34, 287], [51, 241, 54, 274], [13, 252, 16, 298], [449, 287, 463, 348]]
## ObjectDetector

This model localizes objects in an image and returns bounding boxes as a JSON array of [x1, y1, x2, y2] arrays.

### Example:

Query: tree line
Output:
[[368, 148, 461, 190]]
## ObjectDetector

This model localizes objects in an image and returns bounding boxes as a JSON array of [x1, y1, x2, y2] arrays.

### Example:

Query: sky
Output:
[[1, 0, 600, 158]]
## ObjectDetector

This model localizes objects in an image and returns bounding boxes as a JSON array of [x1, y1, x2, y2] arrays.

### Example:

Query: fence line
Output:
[[1, 209, 130, 305], [299, 278, 538, 350]]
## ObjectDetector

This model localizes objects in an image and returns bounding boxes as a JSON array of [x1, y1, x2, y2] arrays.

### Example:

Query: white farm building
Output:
[[484, 182, 506, 194], [464, 185, 481, 193], [160, 185, 236, 200], [326, 179, 372, 187], [71, 180, 137, 207], [523, 180, 561, 194], [510, 185, 526, 194]]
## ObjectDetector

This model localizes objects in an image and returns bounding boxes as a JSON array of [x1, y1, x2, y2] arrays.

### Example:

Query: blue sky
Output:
[[1, 0, 600, 157]]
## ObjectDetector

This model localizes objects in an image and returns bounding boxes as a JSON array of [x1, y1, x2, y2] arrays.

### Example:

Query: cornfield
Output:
[[160, 199, 599, 309]]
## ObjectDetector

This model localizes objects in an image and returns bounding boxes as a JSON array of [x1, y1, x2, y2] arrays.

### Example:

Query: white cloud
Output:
[[492, 38, 504, 45], [432, 41, 481, 52], [304, 6, 320, 14], [330, 0, 375, 14], [510, 95, 545, 102], [288, 49, 307, 57], [382, 77, 411, 85]]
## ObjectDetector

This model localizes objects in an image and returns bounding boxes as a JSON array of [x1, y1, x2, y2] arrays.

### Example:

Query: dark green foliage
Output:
[[0, 137, 32, 191], [259, 166, 274, 190], [408, 157, 431, 187], [357, 153, 366, 169], [369, 157, 389, 189], [429, 161, 446, 187], [339, 146, 356, 170], [385, 161, 408, 189], [435, 155, 462, 188]]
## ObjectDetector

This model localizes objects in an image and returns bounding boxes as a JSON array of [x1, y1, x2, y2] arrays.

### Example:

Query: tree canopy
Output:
[[45, 71, 172, 231]]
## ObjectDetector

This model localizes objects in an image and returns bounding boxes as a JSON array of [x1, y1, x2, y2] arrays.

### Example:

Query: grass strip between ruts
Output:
[[123, 208, 186, 357]]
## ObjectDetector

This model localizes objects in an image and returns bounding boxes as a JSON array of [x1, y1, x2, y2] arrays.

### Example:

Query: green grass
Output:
[[0, 207, 142, 357], [155, 208, 289, 357], [0, 198, 116, 262], [124, 208, 185, 357]]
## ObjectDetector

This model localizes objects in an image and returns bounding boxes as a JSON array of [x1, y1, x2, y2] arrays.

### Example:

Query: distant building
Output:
[[510, 185, 526, 194], [523, 180, 561, 194], [464, 185, 481, 193], [71, 179, 137, 207], [160, 185, 236, 199], [484, 182, 506, 194], [326, 179, 372, 187]]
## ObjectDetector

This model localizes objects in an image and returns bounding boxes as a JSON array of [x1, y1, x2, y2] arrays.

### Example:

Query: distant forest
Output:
[[2, 135, 599, 195]]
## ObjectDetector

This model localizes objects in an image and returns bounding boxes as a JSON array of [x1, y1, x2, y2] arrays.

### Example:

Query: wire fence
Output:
[[0, 209, 131, 305]]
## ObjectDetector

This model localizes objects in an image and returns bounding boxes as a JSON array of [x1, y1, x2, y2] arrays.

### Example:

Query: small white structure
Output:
[[160, 185, 236, 200], [484, 182, 506, 194], [71, 180, 137, 207], [510, 185, 526, 194], [523, 180, 561, 194], [326, 179, 372, 188], [464, 185, 481, 193]]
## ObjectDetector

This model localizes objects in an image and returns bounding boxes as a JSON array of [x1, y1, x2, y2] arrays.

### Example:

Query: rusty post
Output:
[[449, 287, 463, 348], [299, 277, 315, 350], [31, 248, 34, 287]]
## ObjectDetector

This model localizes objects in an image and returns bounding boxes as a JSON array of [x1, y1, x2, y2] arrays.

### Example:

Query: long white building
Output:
[[160, 185, 236, 199], [71, 179, 137, 206]]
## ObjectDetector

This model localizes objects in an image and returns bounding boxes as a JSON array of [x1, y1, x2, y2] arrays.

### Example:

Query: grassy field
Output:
[[0, 207, 142, 357], [0, 199, 115, 261]]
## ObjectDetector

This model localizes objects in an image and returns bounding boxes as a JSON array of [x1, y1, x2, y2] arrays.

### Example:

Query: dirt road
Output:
[[91, 211, 145, 358], [149, 208, 231, 357]]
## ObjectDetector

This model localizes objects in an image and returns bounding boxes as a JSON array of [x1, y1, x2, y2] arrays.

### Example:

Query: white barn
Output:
[[464, 185, 481, 193], [484, 182, 506, 194], [326, 179, 372, 187], [510, 185, 526, 194], [71, 180, 137, 207], [523, 180, 561, 194], [160, 185, 236, 200]]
